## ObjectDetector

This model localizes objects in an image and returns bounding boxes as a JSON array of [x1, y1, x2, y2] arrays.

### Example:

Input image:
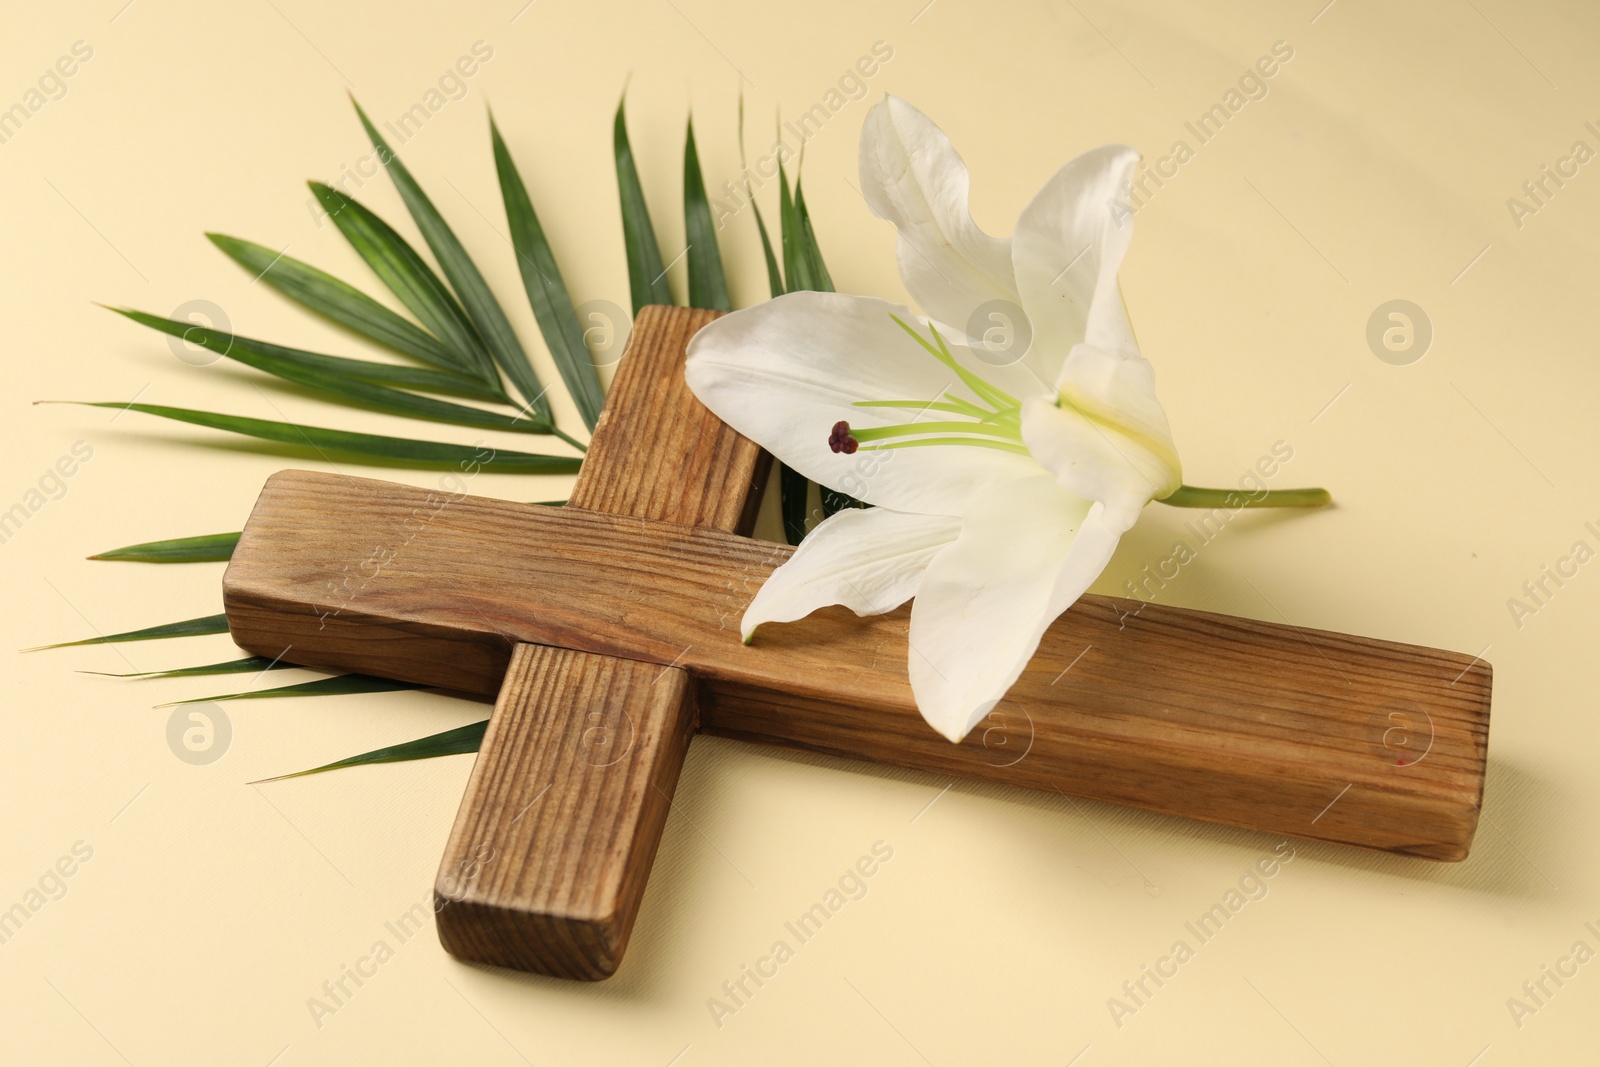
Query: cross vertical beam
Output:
[[431, 306, 767, 977]]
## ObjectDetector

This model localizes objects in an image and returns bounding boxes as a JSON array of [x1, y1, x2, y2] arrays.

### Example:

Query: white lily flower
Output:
[[686, 96, 1271, 743]]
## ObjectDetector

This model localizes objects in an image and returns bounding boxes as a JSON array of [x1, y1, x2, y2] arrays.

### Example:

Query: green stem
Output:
[[1159, 484, 1331, 509]]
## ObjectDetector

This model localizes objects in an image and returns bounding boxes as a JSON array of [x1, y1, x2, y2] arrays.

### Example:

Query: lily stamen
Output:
[[851, 419, 1017, 441], [832, 315, 1029, 457], [859, 436, 1031, 456], [853, 397, 992, 419], [828, 420, 859, 454]]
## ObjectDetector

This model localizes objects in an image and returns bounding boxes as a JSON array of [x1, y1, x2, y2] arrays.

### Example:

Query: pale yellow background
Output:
[[2, 0, 1595, 1063]]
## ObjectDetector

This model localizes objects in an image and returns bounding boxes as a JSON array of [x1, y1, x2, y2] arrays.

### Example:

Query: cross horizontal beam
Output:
[[225, 468, 1490, 861]]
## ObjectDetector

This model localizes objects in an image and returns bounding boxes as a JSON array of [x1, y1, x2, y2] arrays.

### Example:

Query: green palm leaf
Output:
[[753, 200, 783, 300], [206, 234, 465, 373], [253, 719, 487, 782], [309, 182, 496, 382], [27, 613, 229, 651], [795, 180, 835, 293], [112, 308, 505, 402], [683, 119, 732, 312], [351, 99, 548, 417], [615, 95, 672, 314], [110, 308, 558, 436], [89, 531, 240, 562], [738, 98, 784, 301], [83, 656, 290, 679], [778, 164, 811, 293], [779, 467, 810, 545], [491, 115, 606, 431], [159, 674, 423, 706], [48, 402, 582, 473]]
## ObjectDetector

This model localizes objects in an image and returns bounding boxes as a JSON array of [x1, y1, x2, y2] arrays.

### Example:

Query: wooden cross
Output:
[[223, 306, 1492, 980]]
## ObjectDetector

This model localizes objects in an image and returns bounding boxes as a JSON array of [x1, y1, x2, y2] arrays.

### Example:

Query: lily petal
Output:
[[686, 290, 1046, 517], [1011, 144, 1140, 386], [1019, 390, 1180, 531], [859, 95, 1018, 336], [742, 506, 961, 641], [1008, 145, 1181, 520], [907, 475, 1123, 743]]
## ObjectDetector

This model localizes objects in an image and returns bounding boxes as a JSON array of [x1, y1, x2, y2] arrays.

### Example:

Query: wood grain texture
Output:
[[426, 305, 766, 977], [225, 470, 1492, 861], [568, 305, 770, 532], [433, 644, 695, 978]]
